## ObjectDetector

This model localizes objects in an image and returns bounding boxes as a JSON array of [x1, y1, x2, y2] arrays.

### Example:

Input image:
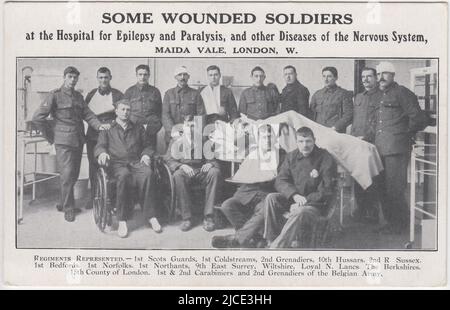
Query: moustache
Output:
[[379, 78, 386, 82]]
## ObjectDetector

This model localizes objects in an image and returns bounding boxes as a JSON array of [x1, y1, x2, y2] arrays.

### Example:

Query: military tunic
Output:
[[238, 85, 279, 120], [124, 83, 163, 144], [310, 85, 353, 133], [374, 82, 428, 156], [373, 82, 429, 230], [32, 85, 101, 212], [351, 87, 383, 142], [162, 85, 206, 144], [279, 80, 311, 117], [350, 87, 383, 221], [264, 147, 337, 247]]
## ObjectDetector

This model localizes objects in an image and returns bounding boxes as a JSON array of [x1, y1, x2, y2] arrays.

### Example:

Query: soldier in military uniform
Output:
[[124, 64, 162, 148], [373, 61, 429, 234], [350, 67, 383, 223], [310, 66, 353, 133], [266, 127, 337, 248], [32, 66, 108, 222], [164, 119, 222, 232], [200, 65, 240, 125], [238, 66, 279, 121], [162, 66, 206, 145], [279, 65, 311, 117], [84, 67, 123, 210]]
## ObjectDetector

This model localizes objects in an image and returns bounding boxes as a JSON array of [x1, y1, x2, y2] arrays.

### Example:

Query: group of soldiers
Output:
[[32, 61, 430, 246]]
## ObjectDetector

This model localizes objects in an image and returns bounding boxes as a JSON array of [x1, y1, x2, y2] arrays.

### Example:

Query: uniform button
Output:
[[380, 101, 383, 104], [378, 130, 382, 132], [379, 120, 382, 123]]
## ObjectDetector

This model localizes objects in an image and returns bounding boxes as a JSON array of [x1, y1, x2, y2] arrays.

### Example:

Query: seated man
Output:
[[266, 126, 337, 248], [94, 99, 161, 238], [165, 118, 223, 232], [211, 124, 286, 248]]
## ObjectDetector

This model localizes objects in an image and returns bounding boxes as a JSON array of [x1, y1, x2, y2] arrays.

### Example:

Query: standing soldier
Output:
[[84, 67, 123, 210], [124, 64, 162, 148], [162, 66, 206, 144], [238, 66, 279, 120], [32, 66, 109, 222], [200, 65, 240, 125], [279, 65, 311, 117], [310, 66, 353, 133], [374, 61, 429, 234], [350, 67, 383, 223]]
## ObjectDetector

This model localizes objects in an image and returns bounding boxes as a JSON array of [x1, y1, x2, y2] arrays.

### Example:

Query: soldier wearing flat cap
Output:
[[32, 66, 108, 222]]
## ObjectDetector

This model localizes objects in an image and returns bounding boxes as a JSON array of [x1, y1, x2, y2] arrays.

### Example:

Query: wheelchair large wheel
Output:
[[93, 167, 112, 232], [155, 158, 176, 221]]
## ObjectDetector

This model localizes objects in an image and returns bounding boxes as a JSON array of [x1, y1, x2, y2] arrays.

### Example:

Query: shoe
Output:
[[211, 235, 240, 248], [256, 239, 268, 248], [56, 204, 63, 212], [290, 240, 301, 248], [64, 210, 75, 222], [203, 216, 215, 232], [104, 225, 113, 233], [73, 208, 82, 214], [180, 219, 193, 232], [118, 221, 128, 238], [149, 217, 162, 233]]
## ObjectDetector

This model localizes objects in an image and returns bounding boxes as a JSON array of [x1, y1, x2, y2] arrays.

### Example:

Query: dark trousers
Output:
[[353, 180, 380, 219], [86, 139, 98, 202], [379, 153, 409, 229], [172, 167, 222, 220], [265, 193, 320, 248], [55, 144, 83, 211], [235, 200, 266, 246], [220, 192, 268, 230], [110, 162, 157, 221]]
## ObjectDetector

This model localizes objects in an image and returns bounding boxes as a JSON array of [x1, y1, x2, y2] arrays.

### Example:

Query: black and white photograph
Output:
[[15, 57, 438, 250], [2, 0, 447, 288]]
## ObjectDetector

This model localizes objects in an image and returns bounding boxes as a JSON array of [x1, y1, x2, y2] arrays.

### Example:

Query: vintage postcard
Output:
[[1, 0, 447, 288]]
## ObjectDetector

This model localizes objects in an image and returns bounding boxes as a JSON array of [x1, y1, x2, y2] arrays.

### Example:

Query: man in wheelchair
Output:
[[94, 99, 161, 238]]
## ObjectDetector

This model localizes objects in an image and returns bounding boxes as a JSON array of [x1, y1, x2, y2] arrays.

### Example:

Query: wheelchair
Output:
[[92, 156, 176, 232]]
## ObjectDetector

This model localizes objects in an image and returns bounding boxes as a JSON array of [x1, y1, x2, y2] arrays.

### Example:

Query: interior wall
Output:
[[16, 57, 435, 181], [365, 59, 433, 89], [153, 58, 355, 100]]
